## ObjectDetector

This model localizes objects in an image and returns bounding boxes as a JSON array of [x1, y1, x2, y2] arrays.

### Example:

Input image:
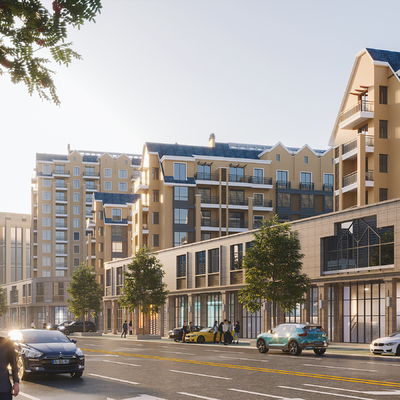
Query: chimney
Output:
[[209, 133, 215, 148], [67, 144, 70, 154]]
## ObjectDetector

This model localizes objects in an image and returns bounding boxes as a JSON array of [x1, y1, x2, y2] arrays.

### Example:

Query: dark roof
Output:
[[94, 192, 140, 205], [36, 153, 68, 162], [366, 48, 400, 73], [82, 155, 98, 163]]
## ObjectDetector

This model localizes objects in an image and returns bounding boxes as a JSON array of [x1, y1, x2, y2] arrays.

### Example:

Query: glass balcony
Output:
[[339, 100, 374, 129]]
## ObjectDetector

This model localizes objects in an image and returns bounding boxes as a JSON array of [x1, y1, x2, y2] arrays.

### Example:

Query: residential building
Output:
[[330, 48, 400, 211]]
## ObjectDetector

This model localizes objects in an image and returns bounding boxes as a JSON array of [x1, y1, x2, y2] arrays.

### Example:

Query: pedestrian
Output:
[[0, 334, 19, 400], [30, 320, 35, 329], [181, 321, 188, 343], [222, 320, 229, 345], [233, 321, 240, 344], [218, 320, 224, 343], [213, 321, 218, 344], [128, 321, 133, 335], [227, 321, 233, 344], [121, 320, 128, 338], [189, 322, 194, 333]]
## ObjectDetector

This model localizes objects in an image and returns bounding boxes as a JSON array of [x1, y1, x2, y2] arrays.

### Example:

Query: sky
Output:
[[2, 0, 400, 214]]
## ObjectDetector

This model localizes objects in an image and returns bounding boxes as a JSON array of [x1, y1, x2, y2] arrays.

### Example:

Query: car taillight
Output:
[[298, 328, 308, 337]]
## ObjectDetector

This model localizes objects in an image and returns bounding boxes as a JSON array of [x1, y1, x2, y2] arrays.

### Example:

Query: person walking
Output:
[[227, 321, 233, 344], [233, 321, 240, 344], [222, 320, 229, 345], [213, 321, 218, 344], [30, 320, 35, 329], [128, 321, 133, 335], [0, 334, 19, 400], [181, 321, 188, 343], [218, 320, 224, 344], [121, 320, 128, 338]]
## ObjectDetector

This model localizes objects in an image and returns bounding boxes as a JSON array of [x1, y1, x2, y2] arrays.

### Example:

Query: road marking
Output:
[[363, 361, 400, 367], [85, 354, 119, 357], [218, 356, 269, 362], [304, 384, 400, 395], [103, 360, 141, 367], [89, 373, 139, 385], [160, 351, 195, 355], [205, 350, 243, 353], [170, 369, 231, 380], [19, 393, 42, 400], [80, 348, 400, 388], [279, 386, 375, 400], [229, 388, 304, 399], [177, 392, 220, 400], [302, 363, 377, 372]]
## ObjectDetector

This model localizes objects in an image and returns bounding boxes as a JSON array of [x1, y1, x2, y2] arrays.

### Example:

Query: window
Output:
[[55, 205, 66, 214], [86, 181, 95, 189], [229, 166, 244, 182], [73, 180, 80, 189], [174, 163, 186, 180], [198, 188, 211, 203], [304, 156, 308, 164], [42, 257, 51, 266], [174, 232, 187, 247], [152, 212, 159, 224], [104, 168, 111, 177], [229, 189, 245, 205], [177, 255, 186, 277], [379, 86, 388, 104], [195, 251, 206, 275], [73, 192, 80, 202], [208, 248, 219, 273], [112, 242, 123, 252], [43, 243, 51, 253], [380, 188, 388, 202], [119, 169, 128, 178], [379, 154, 388, 173], [43, 191, 51, 200], [86, 193, 92, 203], [300, 172, 312, 190], [56, 257, 66, 268], [276, 154, 280, 162], [73, 245, 80, 254], [73, 206, 80, 215], [56, 180, 65, 189], [55, 165, 65, 174], [56, 244, 66, 254], [73, 166, 80, 176], [152, 167, 159, 180], [42, 270, 51, 277], [98, 259, 104, 269], [97, 227, 103, 236], [43, 179, 51, 187], [42, 231, 51, 240], [98, 243, 104, 252], [201, 210, 211, 226], [253, 215, 264, 229], [74, 232, 80, 240], [276, 170, 288, 188], [253, 193, 263, 206], [42, 217, 51, 227], [73, 218, 80, 228], [73, 258, 80, 267], [119, 182, 127, 191], [43, 164, 51, 175], [277, 193, 290, 207], [174, 209, 188, 224], [253, 168, 264, 184], [152, 234, 159, 247], [55, 231, 66, 241], [174, 186, 188, 201], [55, 217, 65, 227], [105, 181, 111, 190], [324, 173, 333, 190], [43, 204, 51, 213], [230, 244, 243, 270], [379, 120, 388, 139], [53, 282, 64, 296], [85, 167, 95, 176], [152, 190, 159, 202], [55, 192, 65, 201], [197, 164, 210, 180], [112, 209, 122, 221], [98, 211, 103, 220]]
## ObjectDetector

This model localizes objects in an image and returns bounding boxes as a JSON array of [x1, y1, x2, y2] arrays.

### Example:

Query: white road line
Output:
[[89, 373, 139, 385], [19, 393, 42, 400], [177, 392, 220, 400], [160, 351, 195, 355], [103, 360, 141, 367], [302, 363, 377, 372], [218, 356, 269, 362], [363, 361, 400, 367], [169, 370, 231, 380], [205, 350, 243, 353], [279, 386, 376, 400], [229, 388, 304, 399], [304, 384, 400, 395]]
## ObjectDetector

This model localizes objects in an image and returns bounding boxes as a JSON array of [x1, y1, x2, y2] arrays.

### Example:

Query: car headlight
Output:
[[24, 348, 44, 358], [386, 342, 397, 346], [76, 348, 84, 357]]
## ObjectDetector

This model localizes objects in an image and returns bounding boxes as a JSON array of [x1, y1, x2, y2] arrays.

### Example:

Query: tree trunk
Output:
[[83, 314, 86, 333]]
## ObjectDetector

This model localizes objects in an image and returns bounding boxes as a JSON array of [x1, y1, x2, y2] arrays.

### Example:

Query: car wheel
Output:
[[70, 371, 83, 379], [88, 330, 93, 333], [174, 338, 180, 342], [257, 338, 268, 353], [288, 340, 302, 356], [314, 349, 326, 356], [396, 345, 400, 356], [17, 356, 27, 381], [197, 336, 205, 344], [282, 350, 289, 353], [64, 329, 70, 335]]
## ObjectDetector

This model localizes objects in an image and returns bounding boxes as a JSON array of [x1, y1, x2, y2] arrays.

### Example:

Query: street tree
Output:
[[67, 263, 103, 332], [239, 215, 310, 328], [0, 0, 102, 105], [119, 247, 169, 335], [0, 286, 7, 318]]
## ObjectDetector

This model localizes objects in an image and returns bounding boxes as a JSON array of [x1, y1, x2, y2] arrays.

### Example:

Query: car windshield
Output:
[[304, 326, 323, 333], [200, 328, 211, 332], [389, 331, 400, 337], [15, 330, 72, 344]]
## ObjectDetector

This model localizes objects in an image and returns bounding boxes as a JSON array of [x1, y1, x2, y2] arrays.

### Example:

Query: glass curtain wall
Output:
[[242, 299, 262, 338], [175, 295, 188, 328], [194, 295, 201, 326], [327, 285, 334, 342], [207, 294, 222, 327]]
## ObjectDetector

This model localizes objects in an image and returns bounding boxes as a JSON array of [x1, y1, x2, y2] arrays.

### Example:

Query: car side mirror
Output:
[[70, 338, 77, 344]]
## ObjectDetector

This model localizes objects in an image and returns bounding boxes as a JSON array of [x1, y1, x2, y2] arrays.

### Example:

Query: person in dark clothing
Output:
[[181, 322, 188, 343], [121, 320, 128, 338], [128, 320, 133, 335], [218, 321, 224, 343], [233, 321, 240, 344], [213, 321, 218, 343], [0, 335, 19, 400]]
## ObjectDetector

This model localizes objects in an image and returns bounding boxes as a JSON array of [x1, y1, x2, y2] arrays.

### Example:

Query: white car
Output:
[[370, 331, 400, 355]]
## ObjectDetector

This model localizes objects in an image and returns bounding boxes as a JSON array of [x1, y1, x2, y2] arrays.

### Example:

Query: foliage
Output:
[[239, 215, 310, 327], [0, 286, 7, 318], [0, 0, 102, 105], [119, 247, 169, 331], [67, 263, 103, 331]]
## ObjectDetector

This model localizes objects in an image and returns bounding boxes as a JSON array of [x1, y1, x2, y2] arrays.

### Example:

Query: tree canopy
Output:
[[67, 263, 103, 330], [119, 247, 169, 332], [0, 0, 102, 105], [239, 215, 310, 327], [0, 286, 7, 318]]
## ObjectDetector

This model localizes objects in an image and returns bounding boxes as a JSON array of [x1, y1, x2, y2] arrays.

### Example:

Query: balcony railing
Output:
[[54, 169, 69, 175], [365, 135, 374, 147], [276, 180, 290, 189], [200, 196, 219, 204], [300, 182, 314, 190], [339, 100, 374, 124], [253, 199, 272, 208], [365, 170, 374, 181], [323, 184, 333, 191], [342, 138, 357, 155], [229, 220, 248, 229], [228, 198, 248, 206], [83, 171, 100, 177], [194, 172, 219, 181], [343, 172, 357, 187], [201, 219, 219, 227], [229, 175, 272, 185]]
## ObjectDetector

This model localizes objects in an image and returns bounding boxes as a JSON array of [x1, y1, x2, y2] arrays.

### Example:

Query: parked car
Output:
[[58, 321, 97, 335], [47, 321, 72, 330], [185, 327, 223, 343], [168, 325, 203, 342], [256, 323, 329, 356], [8, 329, 84, 380], [370, 331, 400, 355]]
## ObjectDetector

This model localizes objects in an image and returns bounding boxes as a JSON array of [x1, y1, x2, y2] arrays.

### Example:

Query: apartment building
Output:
[[330, 48, 400, 211]]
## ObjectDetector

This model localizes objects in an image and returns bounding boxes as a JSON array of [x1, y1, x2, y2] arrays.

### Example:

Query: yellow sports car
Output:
[[185, 327, 225, 343]]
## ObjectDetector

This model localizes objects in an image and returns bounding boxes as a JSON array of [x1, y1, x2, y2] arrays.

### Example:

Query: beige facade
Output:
[[330, 48, 400, 211]]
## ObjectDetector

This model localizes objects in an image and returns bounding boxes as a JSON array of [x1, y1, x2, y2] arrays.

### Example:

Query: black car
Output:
[[8, 329, 84, 380], [58, 321, 97, 335], [47, 321, 72, 330], [168, 325, 203, 342]]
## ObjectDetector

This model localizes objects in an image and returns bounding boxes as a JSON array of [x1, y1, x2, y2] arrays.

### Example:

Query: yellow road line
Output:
[[82, 348, 400, 388]]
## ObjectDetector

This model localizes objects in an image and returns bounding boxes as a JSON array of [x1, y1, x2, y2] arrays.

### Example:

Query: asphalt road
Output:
[[15, 336, 400, 400]]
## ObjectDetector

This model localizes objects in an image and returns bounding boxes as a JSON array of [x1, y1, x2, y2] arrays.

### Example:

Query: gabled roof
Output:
[[365, 48, 400, 73], [94, 192, 140, 205]]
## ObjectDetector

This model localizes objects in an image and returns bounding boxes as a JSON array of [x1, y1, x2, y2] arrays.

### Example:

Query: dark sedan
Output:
[[58, 320, 97, 335], [8, 329, 85, 380], [168, 325, 203, 342]]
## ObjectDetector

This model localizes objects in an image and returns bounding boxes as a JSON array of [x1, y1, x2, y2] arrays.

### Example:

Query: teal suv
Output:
[[257, 323, 328, 356]]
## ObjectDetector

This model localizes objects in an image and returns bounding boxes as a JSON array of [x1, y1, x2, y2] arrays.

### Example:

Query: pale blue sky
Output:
[[2, 0, 400, 213]]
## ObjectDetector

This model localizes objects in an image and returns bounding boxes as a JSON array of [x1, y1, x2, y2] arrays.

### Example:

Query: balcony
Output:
[[229, 174, 273, 186], [53, 169, 70, 177], [300, 182, 314, 190], [342, 171, 357, 192], [134, 177, 149, 194], [83, 171, 100, 179], [229, 220, 248, 230], [200, 196, 219, 205], [276, 180, 290, 189], [194, 172, 219, 182], [339, 100, 374, 130], [228, 198, 248, 206], [201, 219, 219, 227], [253, 199, 273, 209]]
